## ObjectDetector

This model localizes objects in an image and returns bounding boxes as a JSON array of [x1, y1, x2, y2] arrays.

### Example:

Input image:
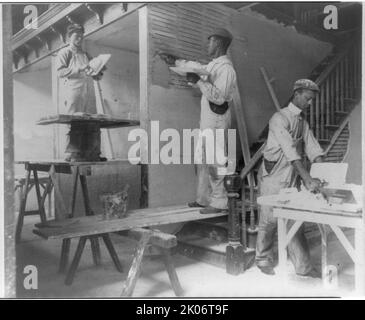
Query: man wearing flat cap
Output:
[[255, 79, 324, 277], [160, 28, 237, 214], [56, 24, 105, 161]]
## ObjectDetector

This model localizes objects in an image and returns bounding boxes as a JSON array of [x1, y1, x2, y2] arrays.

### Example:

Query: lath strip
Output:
[[149, 3, 231, 88]]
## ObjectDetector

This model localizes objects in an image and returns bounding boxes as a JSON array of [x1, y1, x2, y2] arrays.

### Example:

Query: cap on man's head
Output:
[[208, 28, 233, 42], [67, 24, 85, 37], [293, 79, 320, 93]]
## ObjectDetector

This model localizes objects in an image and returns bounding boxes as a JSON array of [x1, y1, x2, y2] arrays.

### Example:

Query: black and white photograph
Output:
[[0, 1, 364, 300]]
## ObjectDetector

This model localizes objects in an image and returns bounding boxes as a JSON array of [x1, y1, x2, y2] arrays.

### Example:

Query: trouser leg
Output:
[[256, 206, 312, 273], [255, 173, 313, 273], [196, 164, 210, 206], [208, 165, 228, 209], [255, 205, 276, 267], [287, 223, 312, 275]]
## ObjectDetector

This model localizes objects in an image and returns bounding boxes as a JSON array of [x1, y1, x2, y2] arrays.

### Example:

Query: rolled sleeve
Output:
[[303, 122, 324, 162], [270, 113, 301, 162]]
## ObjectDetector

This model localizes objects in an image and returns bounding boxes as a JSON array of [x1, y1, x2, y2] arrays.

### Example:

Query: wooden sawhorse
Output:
[[16, 160, 131, 270], [33, 205, 227, 293], [15, 168, 53, 243]]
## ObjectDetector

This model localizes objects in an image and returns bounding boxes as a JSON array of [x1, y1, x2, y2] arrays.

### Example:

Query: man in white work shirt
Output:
[[256, 79, 324, 277], [160, 28, 237, 214]]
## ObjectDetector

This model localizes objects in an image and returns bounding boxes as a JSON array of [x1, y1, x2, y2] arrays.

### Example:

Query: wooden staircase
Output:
[[177, 36, 361, 272]]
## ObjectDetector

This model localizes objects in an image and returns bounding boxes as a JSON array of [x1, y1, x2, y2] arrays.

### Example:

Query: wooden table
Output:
[[258, 194, 364, 293]]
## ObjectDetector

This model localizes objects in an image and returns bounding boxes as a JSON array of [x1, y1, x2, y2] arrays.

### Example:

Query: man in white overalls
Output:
[[56, 24, 105, 161], [160, 28, 237, 214], [256, 79, 324, 277]]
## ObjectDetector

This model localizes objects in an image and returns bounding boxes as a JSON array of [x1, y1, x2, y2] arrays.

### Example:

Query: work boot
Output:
[[199, 206, 227, 214], [257, 265, 276, 275], [188, 201, 206, 208]]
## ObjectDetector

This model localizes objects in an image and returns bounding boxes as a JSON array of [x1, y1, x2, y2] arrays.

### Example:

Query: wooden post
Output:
[[1, 4, 16, 297], [224, 174, 244, 275], [139, 6, 150, 208], [139, 6, 150, 165]]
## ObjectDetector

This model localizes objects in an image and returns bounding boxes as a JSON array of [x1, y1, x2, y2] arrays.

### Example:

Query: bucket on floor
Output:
[[100, 184, 130, 220]]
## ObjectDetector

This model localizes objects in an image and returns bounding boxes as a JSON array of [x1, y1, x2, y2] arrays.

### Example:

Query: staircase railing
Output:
[[308, 39, 361, 143]]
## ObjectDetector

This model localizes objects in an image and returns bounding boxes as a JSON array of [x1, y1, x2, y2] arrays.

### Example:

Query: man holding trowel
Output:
[[56, 24, 106, 161], [256, 79, 324, 277], [159, 28, 237, 215]]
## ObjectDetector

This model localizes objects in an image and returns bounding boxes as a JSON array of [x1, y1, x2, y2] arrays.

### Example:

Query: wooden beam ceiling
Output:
[[11, 3, 145, 72]]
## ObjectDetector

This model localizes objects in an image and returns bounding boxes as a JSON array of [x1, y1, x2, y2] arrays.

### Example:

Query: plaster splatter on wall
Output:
[[151, 54, 170, 88]]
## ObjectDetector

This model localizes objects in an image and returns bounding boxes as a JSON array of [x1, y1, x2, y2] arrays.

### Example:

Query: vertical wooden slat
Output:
[[354, 41, 358, 93], [327, 70, 336, 124], [330, 72, 335, 124], [356, 41, 360, 92], [344, 56, 349, 104], [325, 78, 330, 139], [340, 60, 345, 112], [349, 46, 355, 99], [320, 84, 325, 139], [310, 89, 314, 130], [335, 64, 340, 112], [315, 92, 320, 138]]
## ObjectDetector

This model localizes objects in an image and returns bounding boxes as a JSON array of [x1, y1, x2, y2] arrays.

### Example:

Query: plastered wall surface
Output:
[[147, 83, 200, 207], [343, 103, 362, 184], [13, 67, 53, 167], [230, 9, 333, 143], [13, 66, 54, 210]]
